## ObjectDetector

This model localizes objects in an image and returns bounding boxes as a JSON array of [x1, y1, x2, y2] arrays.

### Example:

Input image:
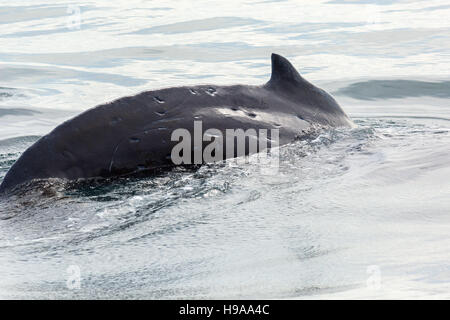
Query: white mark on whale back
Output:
[[153, 96, 165, 103], [205, 87, 217, 96], [211, 107, 310, 132]]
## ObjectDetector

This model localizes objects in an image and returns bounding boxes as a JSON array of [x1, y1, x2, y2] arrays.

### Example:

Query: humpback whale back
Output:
[[0, 54, 352, 194]]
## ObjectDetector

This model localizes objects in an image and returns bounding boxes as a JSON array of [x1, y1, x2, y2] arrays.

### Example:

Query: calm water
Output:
[[0, 0, 449, 299]]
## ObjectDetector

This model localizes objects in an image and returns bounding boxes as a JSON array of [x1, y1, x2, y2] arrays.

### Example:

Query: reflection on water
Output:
[[0, 0, 450, 299]]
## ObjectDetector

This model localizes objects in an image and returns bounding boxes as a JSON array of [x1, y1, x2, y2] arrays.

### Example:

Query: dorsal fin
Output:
[[266, 53, 311, 88]]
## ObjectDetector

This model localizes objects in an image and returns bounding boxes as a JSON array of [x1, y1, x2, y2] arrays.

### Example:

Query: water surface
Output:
[[0, 0, 449, 299]]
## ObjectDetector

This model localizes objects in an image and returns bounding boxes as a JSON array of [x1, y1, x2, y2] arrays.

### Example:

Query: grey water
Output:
[[0, 0, 449, 299]]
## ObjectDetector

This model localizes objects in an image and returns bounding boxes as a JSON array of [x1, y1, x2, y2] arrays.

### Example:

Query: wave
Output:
[[0, 108, 40, 117], [334, 80, 450, 100], [125, 17, 263, 35]]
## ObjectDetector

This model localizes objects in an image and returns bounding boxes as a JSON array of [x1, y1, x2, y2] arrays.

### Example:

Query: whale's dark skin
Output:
[[0, 54, 353, 193]]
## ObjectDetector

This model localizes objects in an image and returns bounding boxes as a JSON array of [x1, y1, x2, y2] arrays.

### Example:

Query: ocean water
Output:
[[0, 0, 450, 299]]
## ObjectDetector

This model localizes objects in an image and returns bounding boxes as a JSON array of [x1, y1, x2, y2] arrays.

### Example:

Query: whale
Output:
[[0, 53, 353, 194]]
